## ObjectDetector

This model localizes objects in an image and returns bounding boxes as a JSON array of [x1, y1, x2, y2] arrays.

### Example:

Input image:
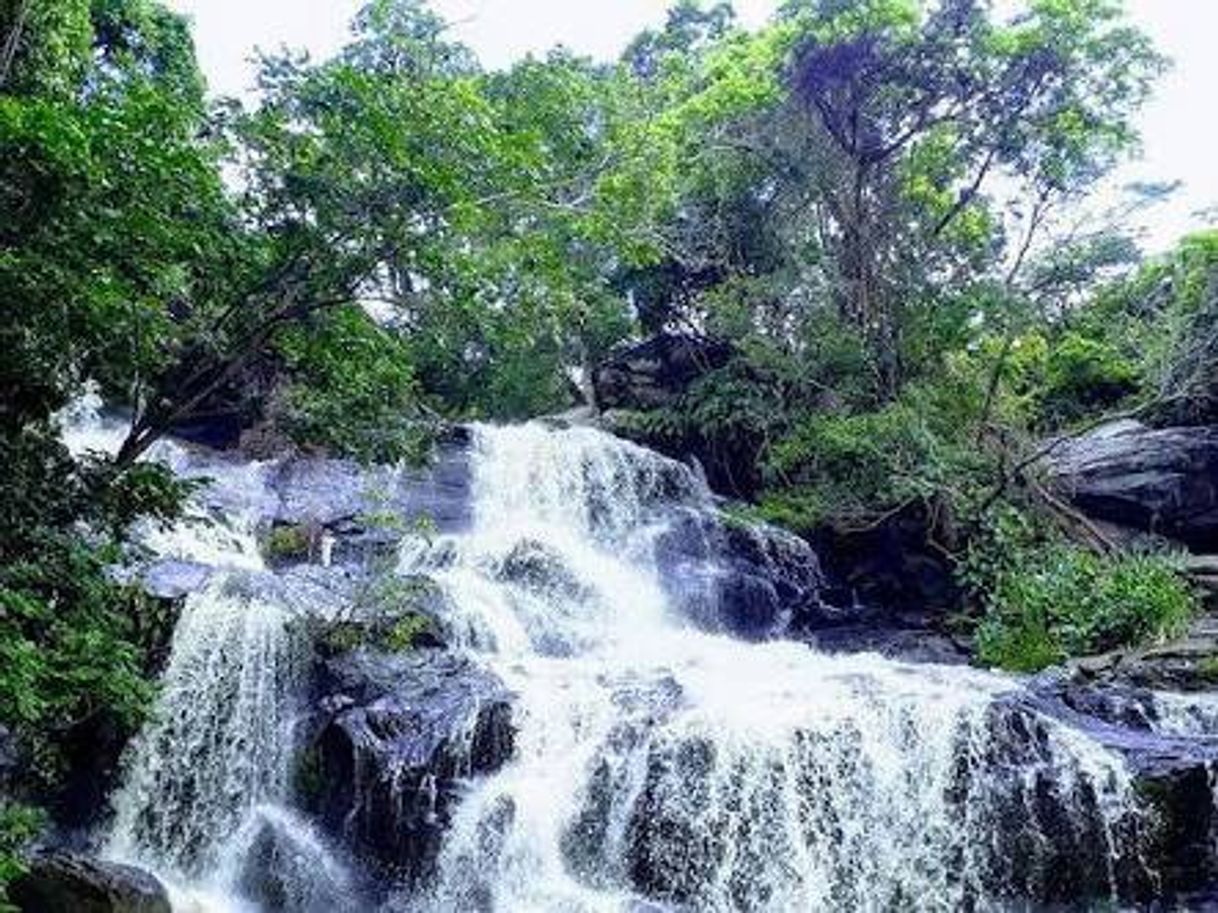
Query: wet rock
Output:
[[654, 508, 835, 639], [11, 852, 170, 913], [313, 576, 451, 655], [232, 807, 361, 913], [497, 539, 590, 602], [1044, 420, 1218, 550], [139, 560, 213, 599], [808, 626, 970, 664], [1012, 677, 1218, 899], [305, 650, 514, 884]]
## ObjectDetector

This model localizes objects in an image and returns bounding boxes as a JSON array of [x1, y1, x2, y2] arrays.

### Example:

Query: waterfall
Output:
[[406, 425, 1143, 912], [91, 415, 1217, 912], [105, 581, 303, 875]]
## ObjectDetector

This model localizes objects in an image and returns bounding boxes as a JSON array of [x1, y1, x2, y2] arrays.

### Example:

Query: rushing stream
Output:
[[63, 404, 1218, 911]]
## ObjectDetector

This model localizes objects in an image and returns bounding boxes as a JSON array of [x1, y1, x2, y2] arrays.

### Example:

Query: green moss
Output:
[[382, 613, 432, 652], [1196, 655, 1218, 682], [262, 524, 314, 562]]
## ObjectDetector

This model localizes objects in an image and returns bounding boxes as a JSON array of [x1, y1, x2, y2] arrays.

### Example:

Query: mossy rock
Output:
[[259, 522, 321, 566], [315, 611, 445, 658]]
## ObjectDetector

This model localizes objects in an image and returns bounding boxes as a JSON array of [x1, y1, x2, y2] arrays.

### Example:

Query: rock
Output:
[[139, 560, 213, 599], [593, 334, 735, 412], [304, 650, 514, 884], [314, 576, 451, 655], [1010, 675, 1218, 900], [11, 852, 170, 913], [1044, 420, 1218, 549], [271, 438, 475, 540], [497, 539, 590, 602], [810, 502, 961, 626], [653, 507, 838, 640], [808, 625, 970, 664], [1068, 613, 1218, 692]]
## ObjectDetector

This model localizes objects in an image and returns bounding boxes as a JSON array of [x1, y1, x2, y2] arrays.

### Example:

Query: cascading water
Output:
[[85, 410, 1218, 912], [405, 426, 1145, 912], [60, 398, 353, 911]]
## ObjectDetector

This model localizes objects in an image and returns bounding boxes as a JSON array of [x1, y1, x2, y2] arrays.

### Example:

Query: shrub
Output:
[[0, 803, 43, 911], [975, 545, 1197, 672], [759, 371, 992, 529], [1039, 333, 1140, 425], [261, 524, 315, 563]]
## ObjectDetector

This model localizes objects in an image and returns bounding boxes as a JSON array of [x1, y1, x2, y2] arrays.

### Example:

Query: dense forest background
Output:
[[3, 0, 1218, 901]]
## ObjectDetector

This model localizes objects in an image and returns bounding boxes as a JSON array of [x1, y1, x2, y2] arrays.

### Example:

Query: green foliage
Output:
[[974, 544, 1197, 672], [759, 365, 992, 528], [0, 802, 44, 910], [383, 613, 433, 651], [1040, 334, 1140, 424], [261, 524, 315, 562], [276, 307, 432, 464], [1003, 331, 1141, 428], [0, 0, 1196, 844]]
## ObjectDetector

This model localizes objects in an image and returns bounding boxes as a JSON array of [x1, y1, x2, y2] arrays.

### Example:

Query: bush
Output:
[[0, 803, 43, 911], [758, 371, 992, 529], [1040, 333, 1140, 425], [975, 544, 1197, 672]]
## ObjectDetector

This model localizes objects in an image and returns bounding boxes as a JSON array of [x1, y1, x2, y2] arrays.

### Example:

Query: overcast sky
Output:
[[166, 0, 1218, 250]]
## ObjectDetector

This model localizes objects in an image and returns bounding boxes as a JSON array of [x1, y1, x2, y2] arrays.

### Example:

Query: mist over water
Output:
[[80, 411, 1211, 912]]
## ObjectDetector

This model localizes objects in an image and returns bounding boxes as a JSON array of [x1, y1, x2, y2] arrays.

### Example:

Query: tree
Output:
[[785, 0, 1163, 394]]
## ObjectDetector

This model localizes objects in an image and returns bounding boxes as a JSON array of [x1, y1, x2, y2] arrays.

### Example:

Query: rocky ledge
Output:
[[1045, 419, 1218, 550]]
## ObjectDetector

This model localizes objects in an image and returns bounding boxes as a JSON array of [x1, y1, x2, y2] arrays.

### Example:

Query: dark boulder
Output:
[[11, 852, 170, 913], [1044, 420, 1218, 550], [593, 334, 734, 412], [304, 650, 514, 885], [497, 539, 591, 603], [1011, 675, 1218, 900], [808, 625, 970, 664], [810, 502, 961, 626], [653, 507, 839, 640]]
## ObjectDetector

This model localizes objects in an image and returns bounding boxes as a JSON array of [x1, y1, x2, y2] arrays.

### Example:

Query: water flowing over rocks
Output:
[[43, 403, 1218, 912], [652, 506, 836, 639], [304, 649, 514, 886]]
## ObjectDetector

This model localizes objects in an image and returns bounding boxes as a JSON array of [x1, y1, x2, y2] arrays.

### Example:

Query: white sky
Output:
[[167, 0, 1218, 251]]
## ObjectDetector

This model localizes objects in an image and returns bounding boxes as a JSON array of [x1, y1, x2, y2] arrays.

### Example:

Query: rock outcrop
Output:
[[302, 649, 514, 885], [653, 506, 836, 639], [1044, 420, 1218, 550], [593, 334, 734, 412], [11, 852, 171, 913], [1013, 675, 1218, 900]]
